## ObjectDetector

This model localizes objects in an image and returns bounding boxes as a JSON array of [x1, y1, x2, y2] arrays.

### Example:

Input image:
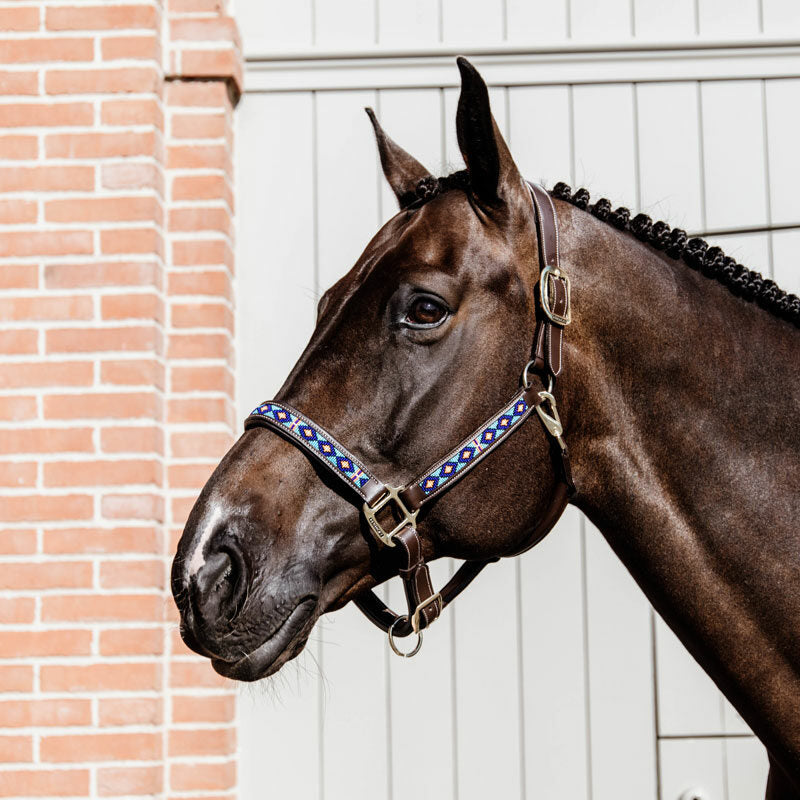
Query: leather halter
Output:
[[244, 182, 575, 657]]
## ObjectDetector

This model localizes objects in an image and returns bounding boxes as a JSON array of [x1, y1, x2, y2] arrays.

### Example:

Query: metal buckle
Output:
[[388, 617, 423, 658], [535, 391, 566, 451], [362, 485, 418, 547], [411, 592, 442, 634], [540, 266, 571, 326]]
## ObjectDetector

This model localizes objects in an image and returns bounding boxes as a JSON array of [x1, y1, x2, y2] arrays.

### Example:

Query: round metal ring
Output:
[[388, 617, 423, 658], [521, 361, 554, 394]]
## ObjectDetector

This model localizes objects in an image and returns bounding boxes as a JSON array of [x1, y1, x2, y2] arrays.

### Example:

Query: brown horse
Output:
[[171, 59, 800, 798]]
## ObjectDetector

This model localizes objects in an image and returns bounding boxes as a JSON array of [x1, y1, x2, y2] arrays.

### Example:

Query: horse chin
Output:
[[211, 597, 318, 682]]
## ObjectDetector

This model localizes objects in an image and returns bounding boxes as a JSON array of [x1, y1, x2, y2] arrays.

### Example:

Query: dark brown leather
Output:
[[362, 477, 387, 506], [398, 483, 424, 511]]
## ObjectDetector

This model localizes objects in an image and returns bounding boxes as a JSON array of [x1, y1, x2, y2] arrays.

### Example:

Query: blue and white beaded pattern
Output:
[[417, 394, 529, 496], [249, 402, 373, 490]]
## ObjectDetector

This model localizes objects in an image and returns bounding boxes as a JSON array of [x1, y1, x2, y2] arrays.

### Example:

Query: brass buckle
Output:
[[411, 592, 442, 634], [535, 391, 566, 451], [362, 485, 418, 547], [540, 266, 571, 326]]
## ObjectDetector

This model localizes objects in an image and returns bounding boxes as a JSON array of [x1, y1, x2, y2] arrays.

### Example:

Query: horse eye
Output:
[[405, 296, 448, 327]]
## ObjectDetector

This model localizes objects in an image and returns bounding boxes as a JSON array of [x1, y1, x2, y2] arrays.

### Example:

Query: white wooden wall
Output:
[[233, 3, 800, 798]]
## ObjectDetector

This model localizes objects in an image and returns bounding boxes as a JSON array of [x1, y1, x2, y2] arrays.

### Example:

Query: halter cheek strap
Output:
[[243, 181, 574, 657]]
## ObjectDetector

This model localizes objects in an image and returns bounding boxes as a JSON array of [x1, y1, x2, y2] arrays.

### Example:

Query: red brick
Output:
[[0, 265, 37, 290], [46, 196, 161, 223], [46, 66, 159, 95], [0, 630, 92, 657], [101, 359, 164, 387], [101, 293, 163, 322], [99, 628, 162, 656], [2, 102, 93, 128], [102, 34, 160, 61], [46, 261, 160, 290], [0, 494, 93, 522], [47, 5, 157, 30], [43, 526, 160, 555], [166, 80, 229, 107], [98, 765, 163, 796], [44, 459, 161, 488], [0, 7, 39, 32], [0, 769, 89, 798], [100, 559, 163, 589], [0, 736, 32, 762], [0, 597, 35, 624], [172, 238, 231, 267], [101, 493, 164, 521], [0, 70, 38, 95], [172, 176, 233, 211], [169, 727, 236, 757], [0, 462, 36, 487], [42, 593, 162, 622], [0, 199, 35, 223], [168, 332, 231, 360], [102, 98, 163, 128], [170, 206, 231, 236], [0, 428, 93, 455], [0, 361, 93, 390], [46, 326, 160, 354], [101, 425, 163, 453], [0, 330, 37, 355], [171, 113, 227, 140], [172, 694, 234, 724], [0, 230, 93, 257], [46, 131, 157, 159], [171, 365, 232, 394], [0, 561, 93, 589], [98, 697, 162, 726], [171, 301, 232, 330], [0, 38, 94, 63], [0, 296, 93, 322], [167, 144, 229, 172], [44, 391, 159, 420], [168, 396, 231, 425], [167, 463, 214, 489], [0, 529, 37, 555], [0, 135, 37, 159], [169, 661, 232, 689], [0, 700, 91, 728], [170, 761, 235, 792], [0, 396, 36, 420], [0, 666, 33, 693], [102, 162, 162, 193], [171, 431, 231, 459], [41, 732, 160, 763], [101, 227, 163, 256], [41, 663, 161, 693], [170, 17, 239, 43]]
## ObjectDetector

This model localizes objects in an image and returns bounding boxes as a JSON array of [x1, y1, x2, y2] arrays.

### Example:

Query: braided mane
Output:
[[410, 172, 800, 328]]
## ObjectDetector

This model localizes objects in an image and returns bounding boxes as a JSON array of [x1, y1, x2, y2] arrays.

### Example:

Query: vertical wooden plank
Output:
[[584, 522, 658, 800], [505, 0, 569, 42], [315, 0, 376, 46], [236, 92, 322, 800], [659, 739, 727, 800], [519, 507, 590, 800], [726, 737, 769, 800], [377, 0, 440, 45], [762, 0, 800, 35], [570, 0, 633, 39], [765, 79, 800, 226], [771, 230, 800, 295], [701, 81, 768, 232], [236, 0, 313, 55], [376, 87, 457, 800], [441, 0, 505, 43], [633, 0, 696, 37], [655, 617, 724, 737], [508, 85, 572, 187], [572, 84, 638, 210], [698, 0, 760, 35], [313, 89, 390, 800], [636, 83, 704, 232]]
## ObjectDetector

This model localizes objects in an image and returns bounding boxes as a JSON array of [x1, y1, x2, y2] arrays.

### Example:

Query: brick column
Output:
[[0, 2, 241, 798]]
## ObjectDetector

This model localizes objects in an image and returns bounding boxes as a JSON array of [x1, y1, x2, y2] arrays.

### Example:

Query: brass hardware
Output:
[[388, 617, 423, 658], [411, 592, 442, 634], [362, 485, 418, 547], [522, 361, 553, 393], [540, 265, 571, 326], [535, 391, 566, 451]]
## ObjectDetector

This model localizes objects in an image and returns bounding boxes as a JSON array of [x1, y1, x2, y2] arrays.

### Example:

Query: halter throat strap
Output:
[[243, 181, 574, 656]]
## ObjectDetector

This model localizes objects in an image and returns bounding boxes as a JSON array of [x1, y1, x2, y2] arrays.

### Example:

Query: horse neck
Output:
[[558, 202, 800, 773]]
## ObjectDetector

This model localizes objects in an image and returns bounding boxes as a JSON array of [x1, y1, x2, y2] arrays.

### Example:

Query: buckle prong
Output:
[[362, 485, 418, 547], [540, 265, 571, 326], [411, 592, 442, 634]]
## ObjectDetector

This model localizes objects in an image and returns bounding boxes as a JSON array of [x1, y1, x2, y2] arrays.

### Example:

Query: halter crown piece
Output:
[[244, 182, 575, 657]]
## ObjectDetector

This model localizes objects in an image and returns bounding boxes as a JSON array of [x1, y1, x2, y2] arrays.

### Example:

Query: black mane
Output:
[[410, 172, 800, 328]]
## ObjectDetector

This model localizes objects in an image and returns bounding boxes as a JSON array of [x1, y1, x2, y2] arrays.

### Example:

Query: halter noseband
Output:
[[244, 182, 575, 657]]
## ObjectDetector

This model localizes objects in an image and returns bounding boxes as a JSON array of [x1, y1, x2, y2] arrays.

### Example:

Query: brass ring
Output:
[[388, 617, 423, 658], [521, 361, 554, 394]]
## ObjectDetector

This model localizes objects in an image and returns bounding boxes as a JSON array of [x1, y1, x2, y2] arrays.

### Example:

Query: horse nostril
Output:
[[191, 546, 247, 625]]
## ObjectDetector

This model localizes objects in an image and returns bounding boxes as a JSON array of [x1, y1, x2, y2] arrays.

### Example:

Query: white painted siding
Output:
[[235, 3, 799, 798]]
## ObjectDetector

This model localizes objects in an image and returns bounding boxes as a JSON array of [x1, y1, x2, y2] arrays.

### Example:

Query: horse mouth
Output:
[[211, 597, 317, 681]]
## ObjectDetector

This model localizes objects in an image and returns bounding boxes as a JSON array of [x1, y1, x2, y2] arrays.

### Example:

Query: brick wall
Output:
[[0, 2, 240, 797]]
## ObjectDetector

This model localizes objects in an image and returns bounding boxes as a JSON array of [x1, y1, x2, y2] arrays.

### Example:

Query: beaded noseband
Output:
[[244, 182, 575, 657]]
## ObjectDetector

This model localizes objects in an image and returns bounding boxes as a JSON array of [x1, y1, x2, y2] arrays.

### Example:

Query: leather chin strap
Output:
[[243, 182, 575, 657]]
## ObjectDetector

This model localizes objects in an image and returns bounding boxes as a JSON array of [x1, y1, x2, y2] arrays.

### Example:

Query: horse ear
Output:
[[365, 107, 433, 209], [455, 57, 524, 208]]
